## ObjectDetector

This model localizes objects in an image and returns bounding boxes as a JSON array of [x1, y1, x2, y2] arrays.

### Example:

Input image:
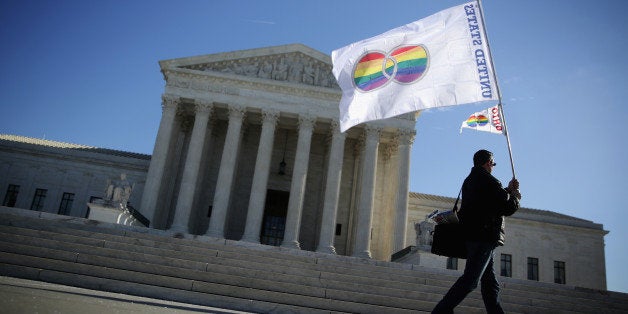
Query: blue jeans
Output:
[[432, 241, 504, 314]]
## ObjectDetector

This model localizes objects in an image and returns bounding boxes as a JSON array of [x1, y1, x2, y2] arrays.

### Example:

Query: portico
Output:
[[139, 44, 417, 260]]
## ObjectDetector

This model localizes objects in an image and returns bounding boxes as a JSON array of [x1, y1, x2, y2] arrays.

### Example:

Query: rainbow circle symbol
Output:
[[352, 45, 428, 92], [466, 114, 489, 128]]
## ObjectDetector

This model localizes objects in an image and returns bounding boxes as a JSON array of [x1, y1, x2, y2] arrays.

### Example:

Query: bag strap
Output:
[[453, 188, 462, 213]]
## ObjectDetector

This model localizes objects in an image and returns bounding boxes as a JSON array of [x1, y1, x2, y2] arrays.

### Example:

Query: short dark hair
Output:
[[473, 149, 493, 166]]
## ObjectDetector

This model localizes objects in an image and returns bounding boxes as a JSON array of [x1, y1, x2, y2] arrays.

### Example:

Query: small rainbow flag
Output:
[[460, 105, 503, 135]]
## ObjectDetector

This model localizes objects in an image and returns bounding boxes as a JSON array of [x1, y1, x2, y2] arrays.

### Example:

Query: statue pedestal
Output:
[[87, 201, 146, 227], [393, 246, 449, 268], [416, 248, 450, 268], [393, 219, 461, 269]]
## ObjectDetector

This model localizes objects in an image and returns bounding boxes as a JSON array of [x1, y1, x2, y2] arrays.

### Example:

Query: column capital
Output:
[[194, 101, 214, 115], [396, 128, 416, 145], [161, 94, 179, 111], [329, 120, 346, 139], [363, 125, 381, 143], [228, 104, 246, 120], [298, 114, 316, 131], [381, 143, 397, 161], [261, 109, 279, 125]]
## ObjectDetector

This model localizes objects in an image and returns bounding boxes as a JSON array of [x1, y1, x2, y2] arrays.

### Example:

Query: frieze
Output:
[[166, 74, 240, 96], [163, 70, 341, 102]]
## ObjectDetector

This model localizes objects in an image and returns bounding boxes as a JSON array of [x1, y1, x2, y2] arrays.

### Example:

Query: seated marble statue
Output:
[[415, 218, 436, 248], [105, 173, 133, 208]]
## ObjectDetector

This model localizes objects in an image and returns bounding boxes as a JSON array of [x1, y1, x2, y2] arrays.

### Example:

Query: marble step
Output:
[[0, 226, 603, 312], [0, 262, 338, 314], [0, 237, 470, 313], [0, 223, 557, 311], [0, 252, 445, 314], [1, 207, 626, 313], [3, 211, 612, 305]]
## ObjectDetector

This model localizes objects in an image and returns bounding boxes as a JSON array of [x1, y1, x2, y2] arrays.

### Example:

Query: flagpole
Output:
[[476, 0, 517, 179], [498, 103, 516, 179]]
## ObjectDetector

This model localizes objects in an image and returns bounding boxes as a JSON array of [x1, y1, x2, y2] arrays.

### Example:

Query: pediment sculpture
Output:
[[181, 52, 339, 89]]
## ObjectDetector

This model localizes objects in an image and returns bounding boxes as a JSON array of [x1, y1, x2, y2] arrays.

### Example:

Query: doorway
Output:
[[260, 190, 289, 246]]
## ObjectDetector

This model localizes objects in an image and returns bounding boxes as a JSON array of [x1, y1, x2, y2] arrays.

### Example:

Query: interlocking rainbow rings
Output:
[[352, 45, 429, 92]]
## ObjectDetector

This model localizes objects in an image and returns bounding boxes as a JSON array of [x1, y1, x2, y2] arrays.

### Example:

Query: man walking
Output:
[[432, 149, 521, 313]]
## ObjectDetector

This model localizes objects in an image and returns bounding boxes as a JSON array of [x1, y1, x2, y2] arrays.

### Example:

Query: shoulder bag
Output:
[[431, 189, 468, 259]]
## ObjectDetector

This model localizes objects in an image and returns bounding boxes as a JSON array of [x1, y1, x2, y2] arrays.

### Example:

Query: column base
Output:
[[240, 235, 260, 244], [280, 240, 301, 250], [205, 229, 225, 239], [352, 250, 372, 259], [168, 225, 188, 234], [316, 245, 337, 255]]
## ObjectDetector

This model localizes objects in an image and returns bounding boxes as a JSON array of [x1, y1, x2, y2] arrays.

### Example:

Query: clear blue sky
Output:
[[1, 0, 626, 293]]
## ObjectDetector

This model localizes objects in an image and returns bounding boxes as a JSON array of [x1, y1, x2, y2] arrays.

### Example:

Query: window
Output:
[[30, 188, 47, 211], [335, 224, 342, 236], [500, 254, 512, 277], [447, 257, 458, 270], [527, 257, 539, 281], [554, 261, 566, 284], [58, 192, 75, 215], [2, 184, 20, 207]]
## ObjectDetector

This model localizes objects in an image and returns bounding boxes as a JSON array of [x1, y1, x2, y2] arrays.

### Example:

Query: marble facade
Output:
[[140, 44, 417, 260]]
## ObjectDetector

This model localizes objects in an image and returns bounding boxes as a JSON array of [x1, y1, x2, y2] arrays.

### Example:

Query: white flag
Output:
[[332, 1, 498, 132], [460, 105, 504, 134]]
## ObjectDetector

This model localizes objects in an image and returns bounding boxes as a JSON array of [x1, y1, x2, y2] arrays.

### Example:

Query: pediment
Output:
[[160, 44, 339, 89]]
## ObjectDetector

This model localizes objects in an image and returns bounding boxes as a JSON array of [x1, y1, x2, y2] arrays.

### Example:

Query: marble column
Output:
[[316, 121, 346, 254], [241, 109, 279, 243], [352, 125, 380, 259], [169, 101, 214, 233], [281, 115, 316, 249], [163, 114, 189, 227], [392, 128, 415, 253], [140, 94, 179, 227], [206, 105, 246, 238]]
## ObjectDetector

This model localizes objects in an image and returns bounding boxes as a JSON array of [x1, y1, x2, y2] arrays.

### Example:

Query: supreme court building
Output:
[[0, 44, 608, 290], [141, 44, 416, 260]]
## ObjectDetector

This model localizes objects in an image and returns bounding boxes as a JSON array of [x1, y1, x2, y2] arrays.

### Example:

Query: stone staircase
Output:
[[1, 206, 626, 313]]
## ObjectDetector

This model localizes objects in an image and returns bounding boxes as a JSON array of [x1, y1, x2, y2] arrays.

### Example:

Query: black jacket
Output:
[[458, 166, 519, 246]]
